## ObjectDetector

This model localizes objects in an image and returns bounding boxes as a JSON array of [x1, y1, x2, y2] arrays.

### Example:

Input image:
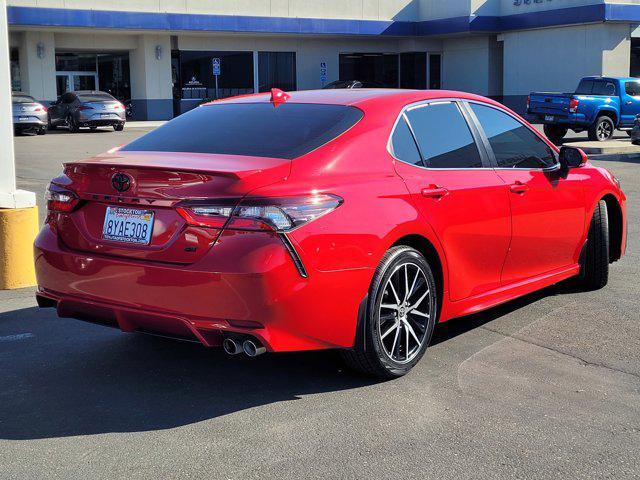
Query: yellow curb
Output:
[[0, 206, 39, 289]]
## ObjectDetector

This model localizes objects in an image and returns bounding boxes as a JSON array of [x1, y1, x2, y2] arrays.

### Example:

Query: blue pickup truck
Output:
[[526, 76, 640, 143]]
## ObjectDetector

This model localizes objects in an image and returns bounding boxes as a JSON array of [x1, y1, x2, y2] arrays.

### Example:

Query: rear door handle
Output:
[[509, 182, 529, 194], [421, 185, 448, 199]]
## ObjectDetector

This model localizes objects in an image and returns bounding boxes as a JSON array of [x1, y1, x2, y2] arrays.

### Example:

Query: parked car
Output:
[[34, 89, 627, 378], [47, 90, 126, 132], [526, 76, 640, 143], [12, 92, 47, 135], [323, 80, 385, 89]]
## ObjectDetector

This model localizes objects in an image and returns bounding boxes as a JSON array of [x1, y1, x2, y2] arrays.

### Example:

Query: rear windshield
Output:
[[122, 103, 364, 159], [13, 94, 36, 103], [575, 79, 594, 95], [77, 93, 115, 102]]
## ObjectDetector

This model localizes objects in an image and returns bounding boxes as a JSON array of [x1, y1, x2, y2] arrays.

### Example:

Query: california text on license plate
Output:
[[102, 207, 154, 245], [545, 115, 555, 122]]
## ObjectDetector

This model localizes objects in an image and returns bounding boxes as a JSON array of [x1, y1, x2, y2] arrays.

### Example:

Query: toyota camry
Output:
[[34, 88, 627, 377]]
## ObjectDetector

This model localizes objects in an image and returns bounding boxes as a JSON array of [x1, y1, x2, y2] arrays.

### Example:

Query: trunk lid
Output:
[[55, 151, 291, 264]]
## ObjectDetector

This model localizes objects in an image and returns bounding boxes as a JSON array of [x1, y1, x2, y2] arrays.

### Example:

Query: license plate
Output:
[[18, 117, 29, 121], [545, 115, 555, 122], [101, 113, 111, 118], [102, 207, 154, 245]]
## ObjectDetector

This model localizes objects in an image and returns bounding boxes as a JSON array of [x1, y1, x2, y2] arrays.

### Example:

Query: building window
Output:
[[10, 48, 20, 92], [400, 52, 426, 89], [258, 52, 296, 92], [632, 38, 640, 78], [339, 53, 399, 88], [179, 51, 254, 101], [428, 54, 442, 89]]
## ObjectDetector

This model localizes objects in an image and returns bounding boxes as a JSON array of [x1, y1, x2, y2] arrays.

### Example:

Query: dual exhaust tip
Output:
[[222, 337, 266, 357]]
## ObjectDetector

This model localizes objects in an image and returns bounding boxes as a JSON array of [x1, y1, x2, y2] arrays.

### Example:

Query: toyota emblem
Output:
[[111, 173, 131, 193]]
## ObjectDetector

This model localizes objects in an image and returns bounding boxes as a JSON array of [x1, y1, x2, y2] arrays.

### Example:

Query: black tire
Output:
[[67, 115, 79, 133], [341, 246, 437, 378], [543, 124, 568, 144], [113, 123, 124, 132], [37, 127, 46, 135], [47, 117, 56, 130], [626, 130, 634, 138], [588, 116, 615, 142], [90, 126, 97, 131], [578, 200, 609, 290]]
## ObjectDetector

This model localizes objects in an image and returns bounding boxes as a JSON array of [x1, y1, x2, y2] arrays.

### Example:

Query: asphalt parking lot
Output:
[[2, 126, 639, 479]]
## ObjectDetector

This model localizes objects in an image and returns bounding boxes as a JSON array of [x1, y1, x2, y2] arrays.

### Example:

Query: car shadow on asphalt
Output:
[[0, 283, 567, 441], [0, 306, 377, 440]]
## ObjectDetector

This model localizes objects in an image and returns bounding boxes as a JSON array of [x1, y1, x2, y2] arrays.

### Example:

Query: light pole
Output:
[[0, 0, 38, 289]]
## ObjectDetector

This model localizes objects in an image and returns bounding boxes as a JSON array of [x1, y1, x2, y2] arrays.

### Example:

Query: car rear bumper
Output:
[[34, 225, 371, 352], [76, 112, 125, 127], [525, 112, 588, 127], [13, 117, 46, 128]]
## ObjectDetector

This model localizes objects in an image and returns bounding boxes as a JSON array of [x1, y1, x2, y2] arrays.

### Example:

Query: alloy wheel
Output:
[[597, 121, 613, 141], [378, 262, 431, 364]]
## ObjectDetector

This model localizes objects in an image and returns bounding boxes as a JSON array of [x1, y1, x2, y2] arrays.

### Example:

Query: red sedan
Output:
[[34, 89, 627, 377]]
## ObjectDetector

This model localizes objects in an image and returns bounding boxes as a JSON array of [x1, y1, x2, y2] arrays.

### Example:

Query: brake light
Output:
[[45, 183, 80, 213], [177, 194, 343, 232], [77, 105, 93, 111], [113, 103, 124, 110], [176, 205, 234, 229], [569, 98, 579, 113], [34, 104, 47, 112]]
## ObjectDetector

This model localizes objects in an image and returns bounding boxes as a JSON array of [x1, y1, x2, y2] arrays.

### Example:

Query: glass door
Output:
[[56, 72, 98, 95], [73, 73, 97, 91], [56, 74, 70, 96]]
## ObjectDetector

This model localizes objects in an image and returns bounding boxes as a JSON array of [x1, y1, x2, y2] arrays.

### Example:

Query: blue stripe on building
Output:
[[6, 4, 640, 36]]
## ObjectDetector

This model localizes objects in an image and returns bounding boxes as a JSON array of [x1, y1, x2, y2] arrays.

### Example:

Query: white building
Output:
[[7, 0, 640, 119]]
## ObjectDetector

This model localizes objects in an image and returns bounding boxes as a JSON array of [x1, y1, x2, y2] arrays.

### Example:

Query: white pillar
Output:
[[129, 34, 173, 120], [0, 0, 35, 208]]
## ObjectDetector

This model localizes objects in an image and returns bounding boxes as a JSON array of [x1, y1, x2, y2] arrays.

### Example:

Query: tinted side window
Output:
[[470, 103, 556, 169], [391, 115, 422, 166], [593, 81, 616, 96], [625, 81, 640, 96], [575, 79, 594, 95], [405, 102, 483, 169]]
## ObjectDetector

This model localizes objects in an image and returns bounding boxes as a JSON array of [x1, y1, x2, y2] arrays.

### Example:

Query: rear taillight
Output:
[[77, 105, 93, 111], [177, 194, 343, 232], [569, 98, 579, 113], [45, 183, 80, 213], [34, 104, 47, 112]]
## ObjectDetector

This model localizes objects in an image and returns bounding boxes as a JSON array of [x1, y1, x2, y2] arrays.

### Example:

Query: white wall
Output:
[[503, 22, 630, 97], [441, 36, 502, 96], [129, 34, 172, 101], [16, 30, 55, 101]]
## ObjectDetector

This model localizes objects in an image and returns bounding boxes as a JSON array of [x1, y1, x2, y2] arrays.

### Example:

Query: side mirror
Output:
[[559, 146, 588, 171]]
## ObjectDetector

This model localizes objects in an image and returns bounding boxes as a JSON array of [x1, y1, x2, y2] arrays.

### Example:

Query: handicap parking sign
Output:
[[212, 58, 221, 76]]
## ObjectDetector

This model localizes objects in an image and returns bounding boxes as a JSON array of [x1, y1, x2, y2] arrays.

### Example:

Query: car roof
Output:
[[208, 89, 503, 111], [73, 90, 114, 96], [582, 76, 638, 82]]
